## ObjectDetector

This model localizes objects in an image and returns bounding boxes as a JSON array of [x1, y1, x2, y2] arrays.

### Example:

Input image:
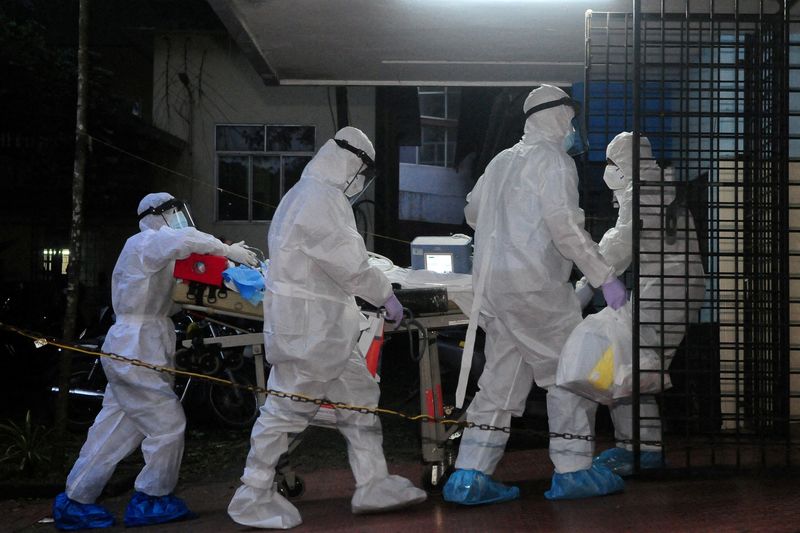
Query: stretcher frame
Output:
[[389, 308, 471, 490], [173, 281, 470, 491]]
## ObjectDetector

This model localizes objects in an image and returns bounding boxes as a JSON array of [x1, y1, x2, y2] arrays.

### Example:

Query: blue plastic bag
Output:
[[222, 263, 266, 305]]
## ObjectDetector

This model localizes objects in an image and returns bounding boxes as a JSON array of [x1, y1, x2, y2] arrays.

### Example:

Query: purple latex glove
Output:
[[383, 293, 404, 328], [601, 277, 628, 310]]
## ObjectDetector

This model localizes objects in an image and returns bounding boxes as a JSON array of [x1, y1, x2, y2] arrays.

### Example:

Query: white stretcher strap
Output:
[[455, 176, 500, 408], [455, 281, 483, 408]]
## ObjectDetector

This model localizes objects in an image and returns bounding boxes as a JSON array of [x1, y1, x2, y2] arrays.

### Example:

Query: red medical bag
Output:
[[173, 253, 228, 286], [365, 329, 383, 377]]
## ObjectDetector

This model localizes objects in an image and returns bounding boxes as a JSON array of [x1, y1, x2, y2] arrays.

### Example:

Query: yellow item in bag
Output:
[[588, 345, 615, 390]]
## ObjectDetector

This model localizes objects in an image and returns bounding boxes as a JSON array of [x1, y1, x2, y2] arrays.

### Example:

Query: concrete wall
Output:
[[152, 33, 376, 253]]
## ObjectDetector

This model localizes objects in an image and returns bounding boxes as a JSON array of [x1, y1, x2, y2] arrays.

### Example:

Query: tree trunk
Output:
[[55, 0, 90, 439]]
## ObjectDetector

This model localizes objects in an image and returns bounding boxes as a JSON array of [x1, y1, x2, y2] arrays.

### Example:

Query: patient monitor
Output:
[[410, 235, 472, 274]]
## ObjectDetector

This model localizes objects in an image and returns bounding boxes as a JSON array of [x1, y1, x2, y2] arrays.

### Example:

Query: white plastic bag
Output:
[[557, 306, 632, 404], [557, 305, 671, 405]]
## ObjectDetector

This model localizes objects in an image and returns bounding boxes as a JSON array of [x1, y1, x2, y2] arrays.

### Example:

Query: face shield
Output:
[[137, 198, 195, 229], [524, 96, 588, 156], [334, 138, 377, 203]]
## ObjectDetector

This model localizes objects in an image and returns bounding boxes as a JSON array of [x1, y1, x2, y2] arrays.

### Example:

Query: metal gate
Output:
[[583, 0, 799, 468]]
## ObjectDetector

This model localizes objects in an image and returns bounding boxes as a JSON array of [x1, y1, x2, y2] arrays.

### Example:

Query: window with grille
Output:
[[399, 87, 460, 167], [215, 124, 315, 221]]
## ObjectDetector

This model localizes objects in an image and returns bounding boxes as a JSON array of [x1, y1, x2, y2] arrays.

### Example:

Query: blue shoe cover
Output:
[[123, 491, 195, 527], [544, 464, 625, 500], [53, 492, 115, 531], [442, 469, 520, 505], [593, 447, 664, 476]]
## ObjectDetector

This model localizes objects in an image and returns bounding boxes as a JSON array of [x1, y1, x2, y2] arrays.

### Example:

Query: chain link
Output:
[[3, 321, 664, 446]]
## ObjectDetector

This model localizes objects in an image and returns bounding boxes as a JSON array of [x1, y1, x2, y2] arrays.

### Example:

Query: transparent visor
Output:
[[163, 207, 191, 229], [138, 199, 195, 229], [335, 138, 376, 202], [564, 116, 589, 157], [345, 172, 376, 206]]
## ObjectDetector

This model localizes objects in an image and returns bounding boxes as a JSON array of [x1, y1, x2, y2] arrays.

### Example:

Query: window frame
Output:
[[402, 87, 461, 167], [214, 123, 316, 222]]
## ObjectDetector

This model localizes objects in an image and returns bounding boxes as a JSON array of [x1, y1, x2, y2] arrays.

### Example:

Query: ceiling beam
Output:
[[204, 0, 279, 85]]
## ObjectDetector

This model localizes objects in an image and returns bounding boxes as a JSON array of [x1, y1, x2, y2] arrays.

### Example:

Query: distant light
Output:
[[42, 248, 71, 275]]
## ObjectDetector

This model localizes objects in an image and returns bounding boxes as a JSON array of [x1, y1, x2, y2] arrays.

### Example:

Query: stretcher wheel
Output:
[[422, 462, 452, 493], [277, 476, 305, 498]]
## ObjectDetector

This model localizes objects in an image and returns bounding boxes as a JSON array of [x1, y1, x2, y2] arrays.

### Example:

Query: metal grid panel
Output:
[[584, 0, 798, 468]]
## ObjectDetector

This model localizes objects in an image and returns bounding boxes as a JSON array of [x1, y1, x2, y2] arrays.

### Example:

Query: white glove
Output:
[[575, 276, 595, 310], [225, 241, 258, 267]]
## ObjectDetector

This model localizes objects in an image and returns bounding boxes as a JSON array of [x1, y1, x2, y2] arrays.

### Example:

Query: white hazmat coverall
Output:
[[550, 133, 706, 473], [454, 85, 615, 476], [228, 127, 426, 530], [66, 192, 253, 503]]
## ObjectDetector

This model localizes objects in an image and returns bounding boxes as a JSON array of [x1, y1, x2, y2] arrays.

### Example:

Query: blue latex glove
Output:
[[123, 491, 195, 527], [544, 464, 625, 500], [442, 469, 520, 506], [593, 447, 664, 477], [601, 277, 627, 310], [383, 293, 404, 328], [53, 492, 115, 531]]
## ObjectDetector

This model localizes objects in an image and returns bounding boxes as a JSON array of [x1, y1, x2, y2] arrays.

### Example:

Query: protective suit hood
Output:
[[301, 126, 375, 193], [606, 132, 674, 207], [522, 85, 575, 144], [605, 132, 655, 180], [137, 192, 174, 232]]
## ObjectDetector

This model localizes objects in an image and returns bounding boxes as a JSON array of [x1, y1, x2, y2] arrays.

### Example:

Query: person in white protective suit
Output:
[[227, 126, 426, 529], [53, 192, 258, 530], [442, 85, 628, 506], [546, 132, 706, 500]]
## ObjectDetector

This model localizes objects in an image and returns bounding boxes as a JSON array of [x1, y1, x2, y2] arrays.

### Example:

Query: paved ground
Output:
[[5, 447, 800, 533], [4, 338, 799, 532]]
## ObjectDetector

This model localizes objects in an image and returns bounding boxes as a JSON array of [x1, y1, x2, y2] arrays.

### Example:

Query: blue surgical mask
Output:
[[164, 208, 190, 229], [563, 117, 588, 157]]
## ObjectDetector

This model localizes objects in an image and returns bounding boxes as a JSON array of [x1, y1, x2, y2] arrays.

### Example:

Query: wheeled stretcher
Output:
[[172, 254, 473, 493]]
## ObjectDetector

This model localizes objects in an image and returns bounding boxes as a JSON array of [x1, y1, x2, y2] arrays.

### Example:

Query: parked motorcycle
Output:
[[53, 308, 261, 431]]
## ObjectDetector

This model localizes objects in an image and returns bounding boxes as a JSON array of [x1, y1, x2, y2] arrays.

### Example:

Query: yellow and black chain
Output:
[[0, 321, 663, 446]]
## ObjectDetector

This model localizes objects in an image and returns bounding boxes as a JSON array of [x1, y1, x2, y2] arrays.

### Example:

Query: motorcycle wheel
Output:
[[64, 369, 106, 432], [207, 374, 259, 429]]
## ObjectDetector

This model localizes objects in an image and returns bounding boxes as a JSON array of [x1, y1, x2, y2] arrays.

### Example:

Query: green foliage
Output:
[[0, 411, 53, 474]]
